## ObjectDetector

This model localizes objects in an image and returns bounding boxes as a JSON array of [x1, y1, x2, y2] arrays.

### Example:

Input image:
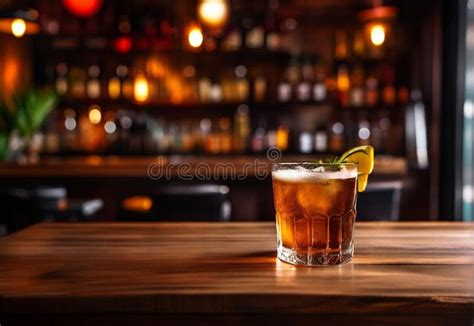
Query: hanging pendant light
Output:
[[357, 5, 398, 21], [358, 2, 398, 47], [61, 0, 103, 18], [0, 8, 40, 37], [197, 0, 229, 29]]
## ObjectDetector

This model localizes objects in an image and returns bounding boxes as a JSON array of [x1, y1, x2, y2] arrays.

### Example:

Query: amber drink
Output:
[[272, 163, 358, 265]]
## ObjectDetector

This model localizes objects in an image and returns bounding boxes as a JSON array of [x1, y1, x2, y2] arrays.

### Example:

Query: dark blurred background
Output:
[[0, 0, 472, 234]]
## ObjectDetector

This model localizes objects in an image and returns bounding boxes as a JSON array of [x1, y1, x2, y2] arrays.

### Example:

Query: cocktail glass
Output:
[[272, 162, 358, 266]]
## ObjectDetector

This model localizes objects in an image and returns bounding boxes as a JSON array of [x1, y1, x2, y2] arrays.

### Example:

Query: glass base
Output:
[[277, 244, 353, 266]]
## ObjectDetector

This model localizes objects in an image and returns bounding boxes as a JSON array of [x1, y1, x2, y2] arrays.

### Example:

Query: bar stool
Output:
[[3, 187, 103, 234], [3, 187, 66, 233], [119, 184, 231, 221], [357, 180, 403, 221]]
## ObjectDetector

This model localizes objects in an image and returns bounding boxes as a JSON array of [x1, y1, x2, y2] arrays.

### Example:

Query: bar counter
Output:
[[1, 222, 473, 324], [0, 155, 406, 178], [0, 155, 408, 220]]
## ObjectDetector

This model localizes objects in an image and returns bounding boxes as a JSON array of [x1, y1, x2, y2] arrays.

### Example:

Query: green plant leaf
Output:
[[0, 88, 57, 160], [12, 88, 58, 138]]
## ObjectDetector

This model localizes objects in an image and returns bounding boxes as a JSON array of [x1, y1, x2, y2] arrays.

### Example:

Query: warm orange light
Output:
[[276, 125, 289, 151], [134, 75, 149, 102], [146, 57, 166, 78], [370, 24, 385, 46], [188, 26, 203, 48], [108, 77, 121, 99], [2, 57, 20, 96], [0, 16, 39, 36], [11, 19, 26, 38], [88, 105, 102, 124], [167, 76, 184, 103], [121, 196, 153, 213], [337, 67, 350, 92], [197, 0, 229, 28]]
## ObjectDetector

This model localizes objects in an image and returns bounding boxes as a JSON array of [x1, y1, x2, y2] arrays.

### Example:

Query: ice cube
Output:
[[296, 184, 333, 217]]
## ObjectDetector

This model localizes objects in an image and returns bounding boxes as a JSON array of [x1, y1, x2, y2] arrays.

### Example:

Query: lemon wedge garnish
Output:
[[337, 146, 374, 192]]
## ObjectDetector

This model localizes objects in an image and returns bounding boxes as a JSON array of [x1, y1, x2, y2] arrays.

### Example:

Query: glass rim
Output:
[[272, 161, 358, 167]]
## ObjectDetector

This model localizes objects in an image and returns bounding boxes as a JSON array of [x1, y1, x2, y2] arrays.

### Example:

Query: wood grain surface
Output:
[[0, 222, 473, 324]]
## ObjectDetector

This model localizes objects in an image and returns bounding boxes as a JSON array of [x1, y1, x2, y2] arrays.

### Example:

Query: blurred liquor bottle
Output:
[[86, 65, 101, 99], [296, 54, 313, 102], [221, 25, 243, 51], [62, 108, 78, 152], [277, 63, 292, 102], [365, 76, 379, 108], [199, 118, 212, 152], [381, 65, 396, 107], [254, 74, 267, 102], [299, 132, 313, 153], [233, 105, 251, 153], [398, 86, 410, 106], [234, 65, 249, 102], [329, 121, 345, 153], [265, 8, 282, 51], [314, 127, 328, 153], [220, 118, 233, 153], [313, 64, 327, 103], [198, 74, 212, 103], [287, 56, 300, 97], [337, 64, 350, 107], [352, 30, 365, 58], [221, 69, 234, 102], [276, 124, 289, 151], [108, 66, 122, 99], [70, 66, 86, 98], [265, 0, 282, 51], [43, 111, 61, 155], [245, 20, 265, 49], [357, 115, 371, 146], [121, 66, 134, 100], [210, 78, 224, 103], [55, 63, 68, 96], [266, 124, 277, 150], [183, 65, 198, 103], [251, 119, 267, 153], [335, 31, 349, 60], [349, 65, 365, 108]]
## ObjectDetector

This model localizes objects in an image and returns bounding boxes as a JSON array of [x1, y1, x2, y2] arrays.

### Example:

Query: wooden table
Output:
[[1, 222, 473, 325]]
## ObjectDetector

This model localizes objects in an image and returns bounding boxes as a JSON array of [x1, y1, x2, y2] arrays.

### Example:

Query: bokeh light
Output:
[[134, 75, 149, 102], [188, 26, 203, 48], [370, 24, 385, 46], [197, 0, 229, 28], [88, 106, 102, 124], [11, 19, 26, 38]]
